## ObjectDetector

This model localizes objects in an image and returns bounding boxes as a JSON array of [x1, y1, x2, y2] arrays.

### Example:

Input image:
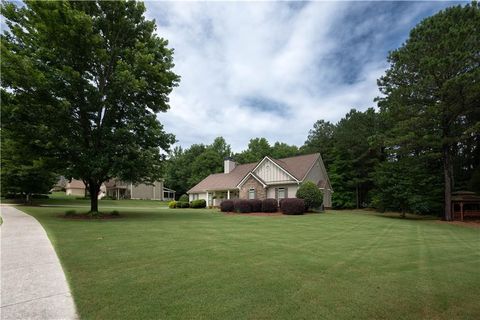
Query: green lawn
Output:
[[3, 191, 169, 208], [13, 205, 480, 320]]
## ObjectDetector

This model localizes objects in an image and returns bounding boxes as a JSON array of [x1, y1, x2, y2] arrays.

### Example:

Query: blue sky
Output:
[[146, 1, 465, 152], [3, 1, 463, 152]]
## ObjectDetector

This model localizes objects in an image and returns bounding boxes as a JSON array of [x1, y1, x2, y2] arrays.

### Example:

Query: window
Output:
[[277, 187, 286, 199], [248, 188, 256, 199], [192, 194, 199, 200]]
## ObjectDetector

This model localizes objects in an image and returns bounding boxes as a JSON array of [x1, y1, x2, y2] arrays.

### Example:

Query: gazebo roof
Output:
[[452, 191, 480, 202]]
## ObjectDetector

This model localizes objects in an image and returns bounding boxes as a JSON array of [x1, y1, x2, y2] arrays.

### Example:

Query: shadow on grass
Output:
[[52, 209, 219, 223], [372, 212, 439, 221]]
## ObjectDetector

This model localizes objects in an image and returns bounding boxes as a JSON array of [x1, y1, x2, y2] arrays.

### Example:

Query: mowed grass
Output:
[[14, 205, 480, 320], [3, 191, 169, 208]]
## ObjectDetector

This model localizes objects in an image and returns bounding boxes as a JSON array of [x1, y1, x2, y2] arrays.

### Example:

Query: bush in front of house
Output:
[[296, 181, 323, 211], [220, 200, 234, 212], [248, 199, 262, 212], [168, 200, 177, 208], [281, 198, 305, 215], [190, 199, 206, 208], [234, 199, 251, 213], [31, 194, 49, 199], [178, 194, 189, 202], [177, 201, 190, 208], [262, 198, 278, 212]]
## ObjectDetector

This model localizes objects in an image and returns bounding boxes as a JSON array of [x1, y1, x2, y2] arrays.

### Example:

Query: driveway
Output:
[[0, 205, 78, 319]]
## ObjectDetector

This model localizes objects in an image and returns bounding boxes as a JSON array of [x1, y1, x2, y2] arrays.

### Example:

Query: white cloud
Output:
[[145, 1, 451, 152]]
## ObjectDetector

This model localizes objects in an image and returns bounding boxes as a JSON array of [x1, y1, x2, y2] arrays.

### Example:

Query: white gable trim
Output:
[[302, 153, 333, 191], [236, 172, 267, 189], [251, 156, 299, 183], [300, 154, 321, 181]]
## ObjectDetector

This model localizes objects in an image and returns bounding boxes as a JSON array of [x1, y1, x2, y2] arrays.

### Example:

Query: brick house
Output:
[[187, 153, 333, 208]]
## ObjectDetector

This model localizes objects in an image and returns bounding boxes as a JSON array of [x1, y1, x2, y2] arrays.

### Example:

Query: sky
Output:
[[145, 1, 465, 152]]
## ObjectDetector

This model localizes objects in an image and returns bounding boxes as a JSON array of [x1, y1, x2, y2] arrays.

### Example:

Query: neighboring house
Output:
[[51, 176, 67, 192], [105, 179, 175, 201], [187, 153, 333, 208], [65, 179, 106, 199]]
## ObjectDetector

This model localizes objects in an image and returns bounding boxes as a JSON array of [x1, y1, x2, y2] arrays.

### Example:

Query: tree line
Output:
[[166, 3, 479, 220], [1, 1, 478, 219]]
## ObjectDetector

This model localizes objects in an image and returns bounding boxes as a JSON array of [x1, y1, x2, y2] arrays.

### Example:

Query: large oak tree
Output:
[[1, 1, 179, 212]]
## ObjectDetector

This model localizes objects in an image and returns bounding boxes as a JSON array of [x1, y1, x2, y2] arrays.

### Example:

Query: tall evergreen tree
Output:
[[377, 2, 480, 220]]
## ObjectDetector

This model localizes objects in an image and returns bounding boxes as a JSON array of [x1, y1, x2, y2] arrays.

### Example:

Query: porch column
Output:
[[460, 202, 464, 221], [227, 190, 230, 200], [206, 191, 209, 206]]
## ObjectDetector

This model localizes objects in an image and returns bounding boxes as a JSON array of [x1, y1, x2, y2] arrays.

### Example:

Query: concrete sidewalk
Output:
[[1, 206, 78, 319]]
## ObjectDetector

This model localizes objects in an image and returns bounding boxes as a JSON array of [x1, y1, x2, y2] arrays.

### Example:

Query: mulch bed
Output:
[[223, 211, 284, 216], [436, 220, 480, 229], [222, 211, 320, 216], [60, 214, 122, 220]]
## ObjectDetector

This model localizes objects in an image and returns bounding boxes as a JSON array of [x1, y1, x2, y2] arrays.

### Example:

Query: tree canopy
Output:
[[1, 0, 179, 211], [377, 2, 480, 220]]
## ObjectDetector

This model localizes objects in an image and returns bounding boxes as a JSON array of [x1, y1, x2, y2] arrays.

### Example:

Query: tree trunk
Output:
[[443, 145, 453, 221], [89, 182, 100, 213], [356, 184, 359, 209]]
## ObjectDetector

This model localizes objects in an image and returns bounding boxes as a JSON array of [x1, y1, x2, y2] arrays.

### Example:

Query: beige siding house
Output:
[[105, 179, 175, 201], [65, 179, 175, 201], [187, 153, 333, 208], [65, 179, 106, 199]]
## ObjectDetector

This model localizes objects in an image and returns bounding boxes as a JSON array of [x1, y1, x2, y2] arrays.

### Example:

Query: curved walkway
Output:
[[1, 205, 78, 319]]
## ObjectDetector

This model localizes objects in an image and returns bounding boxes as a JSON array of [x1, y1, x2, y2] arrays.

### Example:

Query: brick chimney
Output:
[[224, 157, 236, 174]]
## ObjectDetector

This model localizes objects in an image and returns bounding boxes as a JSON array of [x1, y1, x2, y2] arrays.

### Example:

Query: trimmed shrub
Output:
[[190, 199, 206, 208], [262, 198, 278, 212], [5, 193, 26, 199], [111, 210, 120, 216], [178, 194, 189, 202], [31, 194, 49, 199], [177, 201, 190, 208], [296, 181, 323, 211], [234, 199, 251, 213], [220, 200, 234, 212], [65, 210, 76, 217], [249, 199, 262, 212], [168, 200, 177, 208], [102, 196, 115, 200], [281, 198, 305, 215]]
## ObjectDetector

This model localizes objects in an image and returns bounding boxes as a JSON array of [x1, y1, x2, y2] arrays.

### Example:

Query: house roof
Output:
[[187, 153, 321, 193], [270, 153, 320, 180], [65, 179, 85, 189], [187, 162, 256, 193]]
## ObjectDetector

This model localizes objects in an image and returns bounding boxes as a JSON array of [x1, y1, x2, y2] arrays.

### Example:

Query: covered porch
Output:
[[106, 186, 130, 200], [163, 187, 176, 201], [207, 189, 239, 207]]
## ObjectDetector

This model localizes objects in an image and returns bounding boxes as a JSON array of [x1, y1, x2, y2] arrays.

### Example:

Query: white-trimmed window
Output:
[[248, 188, 256, 199], [192, 194, 199, 200], [277, 187, 286, 200]]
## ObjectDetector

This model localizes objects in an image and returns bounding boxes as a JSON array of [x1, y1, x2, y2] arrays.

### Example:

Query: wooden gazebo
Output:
[[451, 191, 480, 221]]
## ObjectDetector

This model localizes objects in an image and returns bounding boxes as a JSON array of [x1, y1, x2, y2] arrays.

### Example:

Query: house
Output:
[[105, 179, 175, 201], [187, 153, 333, 208], [65, 179, 106, 199], [65, 179, 175, 201]]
